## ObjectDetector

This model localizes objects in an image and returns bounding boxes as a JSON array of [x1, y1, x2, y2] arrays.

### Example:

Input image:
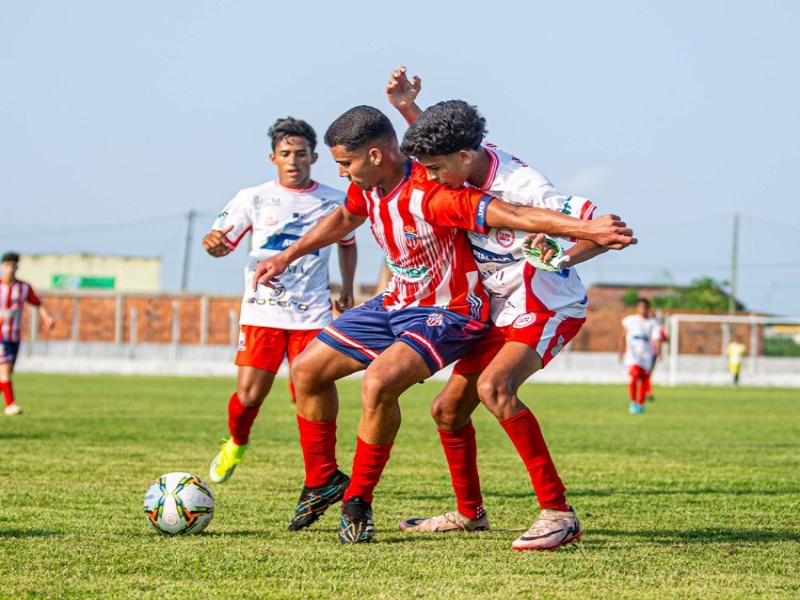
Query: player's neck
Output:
[[377, 159, 411, 197], [466, 148, 493, 188], [277, 177, 314, 191]]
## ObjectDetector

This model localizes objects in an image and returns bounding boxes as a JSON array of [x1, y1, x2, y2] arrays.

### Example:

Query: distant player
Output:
[[203, 117, 357, 484], [386, 67, 615, 550], [1, 252, 55, 415], [253, 105, 635, 544], [644, 311, 667, 401], [619, 297, 661, 414], [726, 337, 746, 388]]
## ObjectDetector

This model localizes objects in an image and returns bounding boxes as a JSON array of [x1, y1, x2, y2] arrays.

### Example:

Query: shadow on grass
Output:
[[0, 529, 62, 538], [449, 487, 800, 500], [587, 527, 800, 545]]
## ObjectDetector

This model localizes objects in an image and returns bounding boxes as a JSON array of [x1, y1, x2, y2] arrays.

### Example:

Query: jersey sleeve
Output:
[[344, 184, 369, 218], [338, 231, 357, 246], [423, 187, 495, 234], [210, 190, 254, 250], [25, 284, 41, 306]]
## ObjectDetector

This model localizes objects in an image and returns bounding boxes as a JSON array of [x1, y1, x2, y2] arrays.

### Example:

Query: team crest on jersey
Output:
[[270, 283, 286, 298], [426, 312, 444, 327], [513, 313, 537, 328], [404, 225, 419, 249], [494, 228, 515, 248]]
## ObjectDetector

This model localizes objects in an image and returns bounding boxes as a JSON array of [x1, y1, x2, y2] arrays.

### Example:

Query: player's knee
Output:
[[430, 393, 466, 429], [236, 388, 264, 408], [476, 373, 516, 417]]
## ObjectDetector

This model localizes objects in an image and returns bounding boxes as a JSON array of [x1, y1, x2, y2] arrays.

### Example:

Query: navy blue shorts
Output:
[[0, 341, 20, 364], [317, 296, 488, 375]]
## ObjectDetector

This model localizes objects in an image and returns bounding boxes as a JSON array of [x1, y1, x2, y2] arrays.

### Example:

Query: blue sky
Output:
[[2, 1, 799, 315]]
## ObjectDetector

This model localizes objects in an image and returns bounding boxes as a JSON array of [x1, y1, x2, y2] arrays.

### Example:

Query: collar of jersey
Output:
[[375, 161, 413, 200]]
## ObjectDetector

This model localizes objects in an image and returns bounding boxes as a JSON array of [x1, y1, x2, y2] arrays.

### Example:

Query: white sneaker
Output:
[[512, 506, 582, 551], [4, 403, 23, 416], [399, 510, 490, 532]]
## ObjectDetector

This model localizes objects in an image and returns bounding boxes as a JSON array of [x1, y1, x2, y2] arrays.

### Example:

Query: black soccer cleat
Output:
[[287, 470, 350, 531], [338, 496, 375, 543]]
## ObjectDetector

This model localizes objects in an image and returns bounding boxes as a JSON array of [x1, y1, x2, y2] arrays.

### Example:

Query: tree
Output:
[[651, 277, 744, 312]]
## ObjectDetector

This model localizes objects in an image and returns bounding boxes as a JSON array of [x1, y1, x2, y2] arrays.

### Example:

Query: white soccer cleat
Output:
[[4, 403, 23, 416], [512, 506, 582, 551], [399, 510, 490, 533]]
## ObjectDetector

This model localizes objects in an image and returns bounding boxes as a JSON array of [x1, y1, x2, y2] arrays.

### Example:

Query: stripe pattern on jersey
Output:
[[0, 281, 40, 343]]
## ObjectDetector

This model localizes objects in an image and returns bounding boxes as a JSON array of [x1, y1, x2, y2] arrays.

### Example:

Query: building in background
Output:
[[17, 253, 160, 293]]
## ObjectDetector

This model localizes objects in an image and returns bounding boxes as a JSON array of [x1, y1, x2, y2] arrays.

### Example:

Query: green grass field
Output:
[[1, 374, 798, 599]]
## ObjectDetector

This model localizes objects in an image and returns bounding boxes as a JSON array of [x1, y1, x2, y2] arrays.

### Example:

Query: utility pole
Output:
[[181, 210, 196, 292], [729, 212, 739, 316]]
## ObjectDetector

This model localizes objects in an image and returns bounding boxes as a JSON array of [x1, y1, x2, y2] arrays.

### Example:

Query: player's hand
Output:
[[202, 225, 234, 257], [252, 255, 290, 290], [585, 215, 637, 249], [334, 288, 354, 313], [523, 233, 557, 263], [386, 66, 421, 110]]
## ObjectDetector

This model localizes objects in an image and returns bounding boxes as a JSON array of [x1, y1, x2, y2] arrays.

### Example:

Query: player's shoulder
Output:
[[310, 180, 346, 201], [484, 143, 554, 194], [233, 179, 279, 198]]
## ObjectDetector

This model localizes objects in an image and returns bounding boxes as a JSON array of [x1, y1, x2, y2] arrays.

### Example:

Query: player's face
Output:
[[1, 261, 17, 281], [415, 152, 471, 188], [329, 145, 379, 190], [270, 136, 317, 189]]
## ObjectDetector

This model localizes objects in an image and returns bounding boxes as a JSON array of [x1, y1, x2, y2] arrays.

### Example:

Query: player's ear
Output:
[[310, 151, 318, 165], [269, 152, 277, 165], [369, 147, 382, 166], [459, 149, 473, 164]]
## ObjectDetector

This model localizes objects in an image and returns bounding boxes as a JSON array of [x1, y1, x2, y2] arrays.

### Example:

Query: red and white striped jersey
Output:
[[345, 161, 490, 321], [213, 179, 354, 330], [470, 143, 597, 327], [0, 280, 40, 342]]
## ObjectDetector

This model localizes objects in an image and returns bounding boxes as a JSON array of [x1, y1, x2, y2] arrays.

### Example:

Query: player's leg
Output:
[[339, 308, 489, 543], [477, 315, 584, 551], [398, 371, 490, 532], [1, 343, 22, 416], [287, 298, 394, 531]]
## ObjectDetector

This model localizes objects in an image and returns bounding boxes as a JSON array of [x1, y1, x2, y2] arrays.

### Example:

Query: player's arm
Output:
[[485, 199, 636, 249], [36, 304, 55, 330], [386, 66, 422, 125], [618, 329, 627, 363], [253, 205, 366, 289], [335, 238, 358, 312]]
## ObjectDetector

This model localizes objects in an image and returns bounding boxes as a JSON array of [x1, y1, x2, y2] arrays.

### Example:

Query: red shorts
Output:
[[234, 325, 322, 373], [453, 312, 585, 375]]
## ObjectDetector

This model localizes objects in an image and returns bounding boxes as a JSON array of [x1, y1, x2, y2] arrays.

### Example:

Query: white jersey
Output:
[[212, 179, 353, 330], [621, 314, 661, 369], [469, 143, 596, 327]]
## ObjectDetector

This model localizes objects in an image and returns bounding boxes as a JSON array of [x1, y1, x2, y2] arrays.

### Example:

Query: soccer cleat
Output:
[[512, 506, 582, 551], [287, 470, 350, 531], [4, 403, 23, 416], [338, 496, 375, 543], [629, 402, 645, 414], [209, 438, 247, 484], [398, 510, 490, 533]]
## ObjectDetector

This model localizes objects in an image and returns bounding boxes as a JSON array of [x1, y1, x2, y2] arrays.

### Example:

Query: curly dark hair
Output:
[[1, 252, 20, 263], [268, 117, 318, 152], [400, 100, 487, 157], [324, 106, 397, 151]]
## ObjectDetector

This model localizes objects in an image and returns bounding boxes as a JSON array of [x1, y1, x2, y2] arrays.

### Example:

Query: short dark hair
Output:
[[268, 117, 317, 152], [400, 100, 487, 157], [1, 252, 20, 264], [324, 106, 397, 151], [636, 297, 651, 309]]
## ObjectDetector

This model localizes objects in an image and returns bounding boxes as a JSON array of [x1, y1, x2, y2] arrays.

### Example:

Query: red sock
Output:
[[227, 392, 260, 446], [0, 381, 14, 407], [500, 408, 568, 511], [638, 373, 649, 405], [344, 437, 393, 504], [439, 423, 484, 521], [297, 414, 338, 487], [628, 375, 638, 402]]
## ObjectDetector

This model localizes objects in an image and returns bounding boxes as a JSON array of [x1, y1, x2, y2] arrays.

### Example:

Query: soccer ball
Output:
[[143, 472, 215, 535]]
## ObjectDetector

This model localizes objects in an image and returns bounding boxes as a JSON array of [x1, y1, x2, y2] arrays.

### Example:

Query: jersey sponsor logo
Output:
[[426, 312, 444, 327], [262, 233, 319, 256], [255, 196, 281, 207], [386, 259, 432, 283], [494, 228, 515, 248], [404, 225, 419, 249], [218, 210, 229, 218], [561, 197, 574, 216], [250, 297, 310, 311], [470, 246, 517, 265], [237, 330, 246, 351], [551, 335, 565, 356], [475, 197, 491, 231], [263, 216, 279, 226], [270, 283, 286, 298], [512, 313, 536, 328]]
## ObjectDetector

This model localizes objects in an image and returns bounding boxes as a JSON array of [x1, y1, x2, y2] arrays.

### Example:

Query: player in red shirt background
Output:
[[1, 252, 55, 416]]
